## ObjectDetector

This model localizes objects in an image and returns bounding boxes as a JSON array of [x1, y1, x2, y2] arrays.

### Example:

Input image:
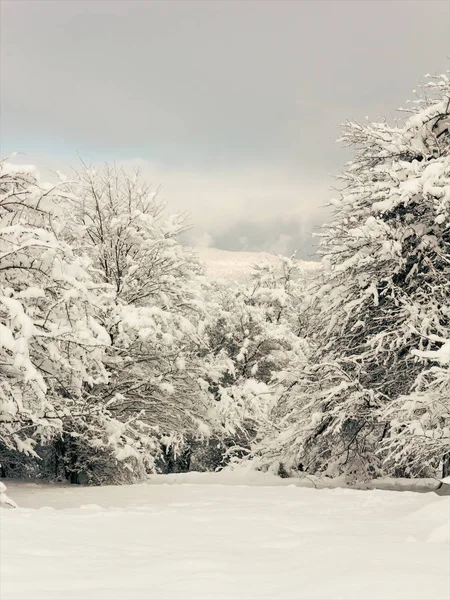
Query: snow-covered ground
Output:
[[1, 472, 449, 600], [195, 247, 321, 281]]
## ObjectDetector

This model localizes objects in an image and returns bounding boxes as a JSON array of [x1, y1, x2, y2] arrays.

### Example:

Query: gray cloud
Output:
[[7, 152, 328, 259], [1, 0, 449, 257], [204, 215, 322, 259]]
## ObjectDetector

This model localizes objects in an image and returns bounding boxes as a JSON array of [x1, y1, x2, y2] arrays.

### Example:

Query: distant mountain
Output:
[[194, 247, 321, 282]]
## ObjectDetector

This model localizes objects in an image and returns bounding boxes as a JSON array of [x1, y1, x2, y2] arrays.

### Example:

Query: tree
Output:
[[199, 256, 310, 467], [0, 159, 108, 469], [382, 338, 450, 477], [58, 164, 215, 482], [258, 73, 450, 480]]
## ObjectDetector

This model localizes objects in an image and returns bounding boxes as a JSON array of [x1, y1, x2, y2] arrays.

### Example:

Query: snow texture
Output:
[[195, 246, 321, 282], [1, 472, 449, 600]]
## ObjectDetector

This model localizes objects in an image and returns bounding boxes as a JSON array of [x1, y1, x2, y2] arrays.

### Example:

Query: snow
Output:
[[412, 339, 450, 365], [1, 472, 449, 600], [194, 247, 321, 282]]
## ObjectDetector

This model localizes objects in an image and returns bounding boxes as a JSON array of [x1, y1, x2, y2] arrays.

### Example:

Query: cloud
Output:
[[4, 151, 328, 259], [270, 234, 294, 256], [2, 0, 448, 257], [191, 231, 213, 249], [209, 213, 322, 259], [1, 1, 448, 172]]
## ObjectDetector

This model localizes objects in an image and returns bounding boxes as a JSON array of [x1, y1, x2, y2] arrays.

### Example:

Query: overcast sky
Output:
[[1, 0, 449, 258]]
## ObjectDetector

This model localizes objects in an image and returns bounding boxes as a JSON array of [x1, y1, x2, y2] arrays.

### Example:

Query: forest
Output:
[[1, 73, 449, 486]]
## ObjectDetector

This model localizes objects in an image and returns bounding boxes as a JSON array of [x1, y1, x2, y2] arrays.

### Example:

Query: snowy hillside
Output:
[[195, 246, 321, 281], [2, 473, 449, 600]]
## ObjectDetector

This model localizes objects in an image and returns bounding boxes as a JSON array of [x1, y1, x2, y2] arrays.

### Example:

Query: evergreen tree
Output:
[[259, 74, 450, 480]]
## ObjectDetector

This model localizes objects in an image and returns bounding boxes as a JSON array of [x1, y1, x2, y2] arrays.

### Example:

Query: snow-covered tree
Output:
[[58, 164, 214, 482], [199, 256, 310, 465], [257, 73, 450, 480], [382, 339, 450, 477], [0, 159, 108, 466]]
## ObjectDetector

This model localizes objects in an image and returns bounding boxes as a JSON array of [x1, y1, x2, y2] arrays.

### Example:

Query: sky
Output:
[[1, 0, 449, 258]]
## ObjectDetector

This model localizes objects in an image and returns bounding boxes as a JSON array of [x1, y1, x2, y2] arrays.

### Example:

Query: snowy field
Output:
[[194, 247, 321, 281], [1, 472, 449, 600]]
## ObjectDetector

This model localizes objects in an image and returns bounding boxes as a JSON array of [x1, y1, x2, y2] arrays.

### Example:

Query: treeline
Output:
[[1, 73, 449, 484]]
